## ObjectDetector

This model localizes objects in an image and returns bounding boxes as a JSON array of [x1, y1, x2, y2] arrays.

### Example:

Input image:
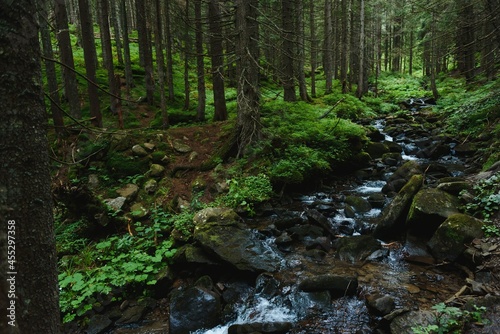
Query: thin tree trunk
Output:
[[296, 0, 310, 101], [310, 0, 317, 98], [79, 0, 102, 127], [183, 0, 191, 110], [340, 0, 349, 93], [209, 0, 228, 121], [164, 0, 175, 102], [39, 1, 65, 135], [110, 0, 123, 65], [0, 1, 60, 332], [99, 0, 118, 113], [120, 0, 133, 98], [356, 0, 365, 98], [154, 0, 169, 128], [324, 0, 333, 94], [136, 0, 155, 105], [54, 0, 81, 119], [282, 0, 296, 101], [195, 0, 206, 121]]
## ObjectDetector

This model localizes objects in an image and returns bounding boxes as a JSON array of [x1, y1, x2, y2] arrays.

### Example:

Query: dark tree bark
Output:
[[235, 0, 261, 156], [135, 0, 155, 105], [120, 0, 133, 98], [39, 1, 65, 135], [340, 0, 350, 93], [310, 0, 317, 97], [164, 0, 175, 102], [209, 0, 228, 121], [54, 0, 81, 119], [79, 0, 102, 127], [110, 0, 124, 65], [195, 0, 206, 121], [356, 0, 366, 98], [282, 0, 296, 101], [296, 0, 310, 102], [0, 1, 60, 332], [324, 0, 334, 94], [98, 0, 119, 114], [456, 0, 476, 82], [154, 0, 169, 128], [183, 0, 191, 110]]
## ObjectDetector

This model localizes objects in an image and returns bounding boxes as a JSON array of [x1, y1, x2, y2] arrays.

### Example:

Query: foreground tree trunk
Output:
[[235, 0, 261, 156], [282, 0, 297, 101], [0, 1, 60, 332]]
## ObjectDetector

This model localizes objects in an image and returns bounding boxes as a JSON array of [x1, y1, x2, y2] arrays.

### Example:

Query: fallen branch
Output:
[[318, 97, 346, 119]]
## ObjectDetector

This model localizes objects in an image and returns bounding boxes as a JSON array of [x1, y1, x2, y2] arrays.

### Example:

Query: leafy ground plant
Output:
[[412, 302, 488, 334]]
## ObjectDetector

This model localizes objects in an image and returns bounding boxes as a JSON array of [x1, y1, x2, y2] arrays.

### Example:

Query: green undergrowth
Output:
[[57, 207, 194, 323]]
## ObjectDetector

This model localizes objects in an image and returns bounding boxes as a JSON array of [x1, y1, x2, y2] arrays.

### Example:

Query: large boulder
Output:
[[382, 160, 423, 194], [373, 174, 424, 239], [406, 188, 461, 238], [390, 310, 436, 334], [298, 274, 358, 298], [193, 208, 282, 272], [169, 286, 221, 334], [334, 235, 381, 263], [428, 213, 484, 262]]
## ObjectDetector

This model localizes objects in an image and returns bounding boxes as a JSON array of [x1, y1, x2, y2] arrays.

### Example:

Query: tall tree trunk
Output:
[[39, 1, 65, 135], [0, 1, 60, 332], [235, 0, 261, 157], [282, 0, 296, 101], [195, 0, 206, 121], [154, 0, 168, 128], [164, 0, 175, 102], [136, 0, 155, 105], [183, 0, 191, 110], [310, 0, 317, 98], [54, 0, 81, 119], [79, 0, 102, 127], [356, 0, 365, 98], [340, 0, 350, 93], [120, 0, 133, 98], [296, 0, 310, 101], [110, 0, 124, 65], [324, 0, 334, 94], [98, 0, 118, 114], [456, 0, 476, 82], [209, 0, 228, 121]]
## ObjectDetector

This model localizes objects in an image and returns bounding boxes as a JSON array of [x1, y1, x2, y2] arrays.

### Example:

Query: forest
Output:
[[1, 0, 500, 333]]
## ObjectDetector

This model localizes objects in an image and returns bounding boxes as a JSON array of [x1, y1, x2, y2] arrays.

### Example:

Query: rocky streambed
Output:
[[79, 110, 500, 334]]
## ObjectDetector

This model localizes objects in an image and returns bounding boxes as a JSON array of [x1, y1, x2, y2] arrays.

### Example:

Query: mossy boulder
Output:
[[106, 153, 149, 178], [193, 208, 281, 272], [334, 235, 381, 263], [365, 142, 390, 159], [407, 188, 461, 238], [373, 174, 424, 239], [345, 195, 372, 213], [149, 163, 165, 177], [428, 213, 484, 261], [382, 160, 423, 194], [436, 180, 473, 196]]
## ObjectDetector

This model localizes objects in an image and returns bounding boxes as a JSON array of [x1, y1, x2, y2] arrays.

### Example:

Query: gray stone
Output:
[[86, 314, 112, 334], [104, 197, 126, 211], [345, 195, 372, 213], [116, 183, 139, 201], [143, 142, 155, 151], [132, 144, 148, 157], [366, 294, 395, 316], [169, 287, 221, 334], [298, 274, 358, 297], [390, 310, 436, 334], [173, 140, 192, 153], [334, 235, 381, 263]]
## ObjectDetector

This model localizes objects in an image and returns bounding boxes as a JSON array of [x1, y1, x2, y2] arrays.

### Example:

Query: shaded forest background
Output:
[[41, 0, 500, 154]]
